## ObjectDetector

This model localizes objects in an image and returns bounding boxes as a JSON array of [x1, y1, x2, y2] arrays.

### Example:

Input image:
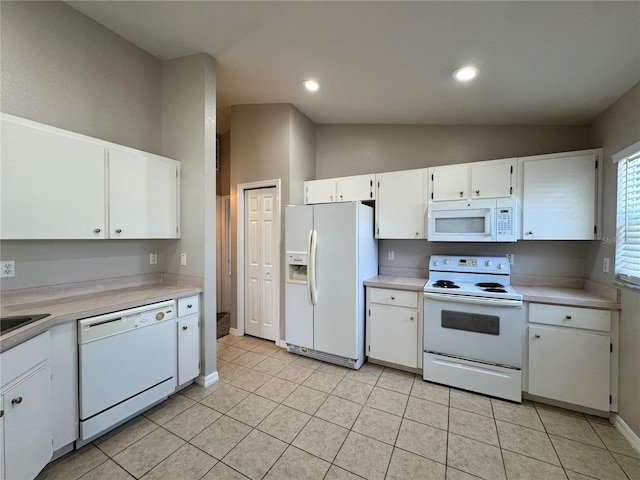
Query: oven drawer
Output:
[[369, 288, 418, 308], [529, 303, 610, 332]]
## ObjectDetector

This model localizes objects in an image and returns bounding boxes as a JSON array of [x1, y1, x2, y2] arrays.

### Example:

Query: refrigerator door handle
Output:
[[309, 229, 318, 305]]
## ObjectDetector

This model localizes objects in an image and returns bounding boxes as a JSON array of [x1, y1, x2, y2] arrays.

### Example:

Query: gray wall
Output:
[[162, 54, 217, 376], [0, 1, 170, 291], [229, 104, 315, 336], [588, 82, 640, 436], [316, 125, 593, 178]]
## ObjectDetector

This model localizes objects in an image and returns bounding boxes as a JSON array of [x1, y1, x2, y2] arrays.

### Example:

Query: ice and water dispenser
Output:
[[287, 252, 308, 284]]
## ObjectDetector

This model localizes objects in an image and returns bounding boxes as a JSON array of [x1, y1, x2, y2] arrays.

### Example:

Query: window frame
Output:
[[613, 140, 640, 288]]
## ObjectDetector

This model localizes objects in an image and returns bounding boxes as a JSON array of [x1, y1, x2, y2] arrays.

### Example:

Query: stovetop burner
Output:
[[433, 280, 460, 289], [475, 282, 505, 288], [482, 288, 508, 293]]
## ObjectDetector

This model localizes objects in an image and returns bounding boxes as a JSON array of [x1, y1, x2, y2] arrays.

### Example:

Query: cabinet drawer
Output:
[[369, 288, 418, 308], [178, 295, 200, 317], [1, 331, 51, 390], [529, 303, 610, 332]]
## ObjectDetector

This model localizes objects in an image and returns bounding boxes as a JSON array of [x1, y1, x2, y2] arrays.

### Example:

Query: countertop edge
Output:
[[1, 285, 202, 352], [364, 275, 427, 292]]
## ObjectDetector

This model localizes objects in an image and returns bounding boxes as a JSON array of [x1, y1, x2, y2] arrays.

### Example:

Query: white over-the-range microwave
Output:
[[426, 198, 518, 242]]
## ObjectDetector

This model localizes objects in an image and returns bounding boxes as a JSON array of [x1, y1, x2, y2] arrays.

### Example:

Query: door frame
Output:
[[236, 179, 282, 346]]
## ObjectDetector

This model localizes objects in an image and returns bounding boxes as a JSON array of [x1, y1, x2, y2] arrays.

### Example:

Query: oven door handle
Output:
[[423, 291, 523, 308]]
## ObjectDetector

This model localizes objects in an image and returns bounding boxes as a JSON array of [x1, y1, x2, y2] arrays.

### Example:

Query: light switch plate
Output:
[[149, 252, 158, 265], [181, 253, 187, 266]]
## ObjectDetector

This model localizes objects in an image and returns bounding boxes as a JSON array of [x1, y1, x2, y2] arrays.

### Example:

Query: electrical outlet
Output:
[[603, 257, 610, 273], [387, 251, 395, 261], [149, 252, 158, 265], [506, 254, 515, 265], [1, 261, 15, 277], [180, 253, 187, 266]]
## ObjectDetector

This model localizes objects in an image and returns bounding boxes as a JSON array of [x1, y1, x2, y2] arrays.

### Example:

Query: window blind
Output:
[[616, 147, 640, 286]]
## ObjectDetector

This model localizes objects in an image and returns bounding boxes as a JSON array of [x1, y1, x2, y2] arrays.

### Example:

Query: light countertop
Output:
[[0, 283, 201, 351], [514, 285, 620, 310], [364, 275, 427, 292]]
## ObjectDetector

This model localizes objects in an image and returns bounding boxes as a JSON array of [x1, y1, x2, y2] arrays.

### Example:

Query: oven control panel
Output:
[[431, 255, 509, 274]]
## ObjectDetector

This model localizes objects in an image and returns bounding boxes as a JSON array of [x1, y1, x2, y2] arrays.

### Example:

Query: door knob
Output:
[[11, 397, 23, 405], [182, 325, 188, 330], [94, 228, 101, 233], [459, 191, 464, 197], [534, 333, 541, 339], [115, 229, 122, 233]]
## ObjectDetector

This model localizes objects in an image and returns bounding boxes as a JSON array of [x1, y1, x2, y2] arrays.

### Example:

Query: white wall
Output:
[[0, 1, 169, 291], [588, 82, 640, 437]]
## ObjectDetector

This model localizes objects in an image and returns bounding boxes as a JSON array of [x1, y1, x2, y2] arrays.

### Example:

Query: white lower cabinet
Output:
[[177, 295, 201, 385], [527, 303, 613, 411], [366, 287, 421, 369], [0, 332, 53, 480]]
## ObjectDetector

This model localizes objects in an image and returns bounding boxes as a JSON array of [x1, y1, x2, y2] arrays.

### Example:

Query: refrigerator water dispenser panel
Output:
[[287, 252, 308, 283]]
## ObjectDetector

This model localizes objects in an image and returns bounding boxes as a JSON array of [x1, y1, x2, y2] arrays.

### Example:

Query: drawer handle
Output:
[[565, 315, 572, 320], [187, 304, 193, 309], [94, 228, 101, 233], [11, 397, 23, 405], [182, 325, 188, 330], [410, 316, 414, 321], [115, 228, 122, 233], [390, 296, 395, 300], [534, 333, 541, 339]]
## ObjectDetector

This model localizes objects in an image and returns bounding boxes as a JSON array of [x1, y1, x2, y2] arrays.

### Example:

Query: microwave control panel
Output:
[[496, 207, 513, 235]]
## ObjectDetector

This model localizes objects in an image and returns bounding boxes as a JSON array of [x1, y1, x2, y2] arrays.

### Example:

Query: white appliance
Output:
[[423, 255, 524, 402], [427, 198, 517, 242], [78, 300, 176, 441], [285, 202, 377, 369]]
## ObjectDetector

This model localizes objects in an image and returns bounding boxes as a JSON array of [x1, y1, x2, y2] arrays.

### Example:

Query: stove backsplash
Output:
[[378, 239, 588, 280]]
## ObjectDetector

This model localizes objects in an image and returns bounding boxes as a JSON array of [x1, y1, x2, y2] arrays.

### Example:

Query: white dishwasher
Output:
[[78, 300, 176, 441]]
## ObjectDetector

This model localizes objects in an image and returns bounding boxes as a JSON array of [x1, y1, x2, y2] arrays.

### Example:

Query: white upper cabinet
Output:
[[518, 150, 601, 240], [430, 164, 469, 201], [375, 168, 429, 239], [304, 178, 336, 204], [430, 158, 515, 202], [470, 159, 515, 199], [1, 116, 106, 239], [0, 114, 180, 240], [336, 174, 375, 202], [304, 174, 374, 204], [109, 148, 180, 239]]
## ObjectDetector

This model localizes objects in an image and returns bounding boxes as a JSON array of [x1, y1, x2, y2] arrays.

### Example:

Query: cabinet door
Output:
[[336, 174, 375, 202], [109, 148, 179, 238], [369, 304, 418, 368], [177, 315, 200, 385], [528, 325, 610, 411], [470, 159, 514, 199], [520, 153, 597, 240], [3, 364, 53, 480], [304, 179, 336, 204], [1, 117, 106, 239], [376, 169, 428, 239], [431, 165, 468, 201]]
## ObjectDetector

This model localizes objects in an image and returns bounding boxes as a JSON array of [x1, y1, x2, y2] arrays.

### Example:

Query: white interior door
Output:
[[245, 187, 278, 340]]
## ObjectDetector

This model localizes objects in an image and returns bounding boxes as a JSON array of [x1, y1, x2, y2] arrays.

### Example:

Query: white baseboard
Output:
[[196, 371, 219, 388], [611, 413, 640, 455], [229, 327, 240, 336]]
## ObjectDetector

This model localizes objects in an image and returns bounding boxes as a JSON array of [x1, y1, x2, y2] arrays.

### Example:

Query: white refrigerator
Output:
[[285, 202, 377, 369]]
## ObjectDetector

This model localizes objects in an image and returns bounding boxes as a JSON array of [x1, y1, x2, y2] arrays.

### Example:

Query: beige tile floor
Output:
[[37, 335, 640, 480]]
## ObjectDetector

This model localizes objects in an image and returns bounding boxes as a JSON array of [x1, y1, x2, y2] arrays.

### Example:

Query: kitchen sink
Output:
[[0, 314, 50, 335]]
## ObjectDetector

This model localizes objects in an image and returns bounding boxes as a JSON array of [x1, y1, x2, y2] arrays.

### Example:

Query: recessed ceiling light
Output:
[[453, 66, 479, 82], [303, 80, 320, 92]]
